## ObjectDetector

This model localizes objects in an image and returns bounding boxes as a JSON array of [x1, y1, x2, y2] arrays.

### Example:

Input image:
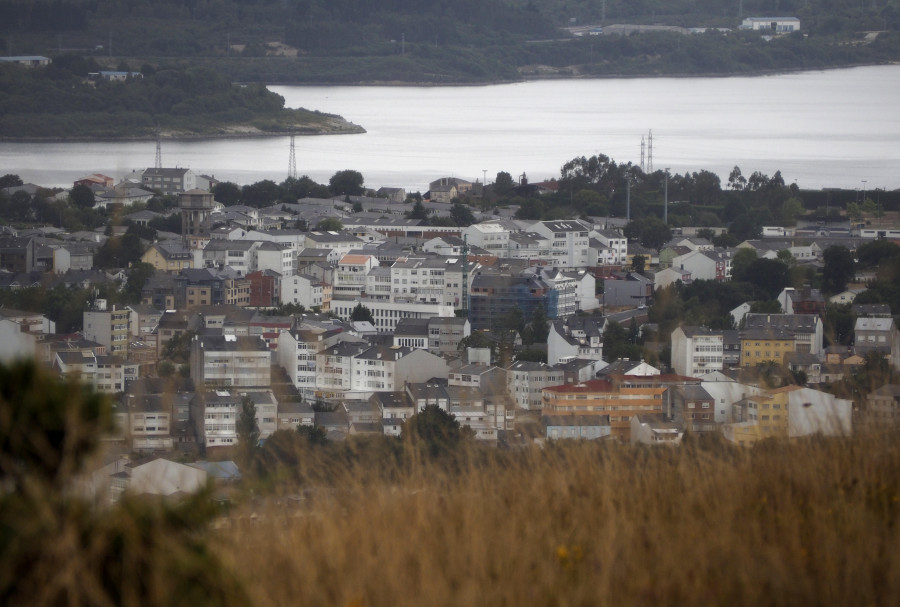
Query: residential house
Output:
[[507, 360, 564, 410], [547, 316, 605, 366], [531, 220, 591, 268], [630, 414, 684, 445], [142, 241, 194, 273], [142, 167, 196, 195], [190, 335, 271, 389], [854, 317, 900, 368], [671, 326, 724, 378], [83, 302, 130, 357]]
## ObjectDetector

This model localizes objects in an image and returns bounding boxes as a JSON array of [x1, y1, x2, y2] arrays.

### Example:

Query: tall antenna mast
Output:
[[647, 129, 654, 173], [155, 127, 162, 169], [640, 136, 645, 172], [288, 134, 297, 180]]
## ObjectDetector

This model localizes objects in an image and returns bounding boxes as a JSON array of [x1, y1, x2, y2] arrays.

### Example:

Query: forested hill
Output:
[[0, 61, 364, 139], [1, 0, 899, 83]]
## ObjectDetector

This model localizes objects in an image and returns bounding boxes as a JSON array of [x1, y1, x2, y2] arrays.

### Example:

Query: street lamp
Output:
[[663, 168, 670, 224]]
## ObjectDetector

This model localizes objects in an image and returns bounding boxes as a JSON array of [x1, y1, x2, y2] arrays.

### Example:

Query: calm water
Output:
[[2, 65, 899, 193]]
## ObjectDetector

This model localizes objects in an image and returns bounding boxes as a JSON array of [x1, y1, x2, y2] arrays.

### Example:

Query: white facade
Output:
[[592, 229, 628, 266], [281, 274, 324, 309], [531, 220, 591, 268], [334, 254, 379, 299], [507, 361, 565, 410], [671, 327, 724, 378], [462, 221, 510, 253], [255, 242, 295, 277], [330, 299, 455, 333], [786, 387, 851, 437]]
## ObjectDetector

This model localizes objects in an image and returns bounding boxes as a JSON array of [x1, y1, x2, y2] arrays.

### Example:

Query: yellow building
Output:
[[740, 327, 794, 367], [141, 241, 194, 273], [541, 379, 667, 440]]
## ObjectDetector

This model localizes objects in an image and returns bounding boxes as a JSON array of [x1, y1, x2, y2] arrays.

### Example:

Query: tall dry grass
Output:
[[220, 434, 900, 607]]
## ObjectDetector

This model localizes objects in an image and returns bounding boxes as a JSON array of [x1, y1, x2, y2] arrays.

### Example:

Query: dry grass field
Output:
[[216, 434, 900, 607], [3, 358, 900, 606]]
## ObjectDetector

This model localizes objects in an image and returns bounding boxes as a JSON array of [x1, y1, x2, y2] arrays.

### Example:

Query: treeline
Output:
[[0, 61, 344, 139], [2, 0, 900, 84]]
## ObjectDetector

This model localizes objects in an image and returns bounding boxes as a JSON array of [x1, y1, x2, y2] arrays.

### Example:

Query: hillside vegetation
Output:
[[1, 0, 899, 83], [0, 60, 363, 139]]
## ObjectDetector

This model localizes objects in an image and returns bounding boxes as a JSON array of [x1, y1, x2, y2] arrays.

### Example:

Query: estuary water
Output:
[[2, 65, 898, 193]]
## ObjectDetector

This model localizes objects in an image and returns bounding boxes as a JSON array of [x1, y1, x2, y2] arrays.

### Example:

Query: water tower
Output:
[[179, 189, 215, 243]]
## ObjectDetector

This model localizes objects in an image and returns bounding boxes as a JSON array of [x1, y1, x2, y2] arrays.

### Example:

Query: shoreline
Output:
[[262, 61, 895, 88], [0, 125, 366, 144]]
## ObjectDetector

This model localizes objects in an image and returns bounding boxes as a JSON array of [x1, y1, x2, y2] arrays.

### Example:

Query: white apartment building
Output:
[[591, 229, 628, 266], [462, 221, 510, 253], [507, 360, 565, 410], [334, 253, 379, 299], [255, 241, 295, 276], [277, 326, 363, 397], [531, 220, 591, 268], [193, 390, 239, 448], [197, 239, 259, 274], [83, 304, 130, 357], [190, 335, 271, 389], [280, 273, 325, 309], [671, 326, 724, 378]]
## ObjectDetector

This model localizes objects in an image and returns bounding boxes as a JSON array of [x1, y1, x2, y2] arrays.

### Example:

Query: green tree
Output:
[[123, 262, 156, 303], [328, 170, 365, 196], [409, 199, 428, 220], [449, 202, 476, 227], [530, 303, 550, 344], [493, 171, 515, 196], [236, 396, 260, 465], [822, 245, 855, 295], [0, 174, 23, 189], [402, 404, 472, 458], [0, 359, 248, 606], [632, 254, 646, 273], [730, 248, 759, 282], [781, 197, 804, 225], [69, 183, 96, 209], [315, 217, 343, 231], [297, 424, 329, 446], [351, 303, 375, 323], [212, 181, 242, 205]]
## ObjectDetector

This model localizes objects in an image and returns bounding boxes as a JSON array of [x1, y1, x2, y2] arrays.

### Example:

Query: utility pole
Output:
[[664, 168, 670, 224], [626, 176, 631, 222]]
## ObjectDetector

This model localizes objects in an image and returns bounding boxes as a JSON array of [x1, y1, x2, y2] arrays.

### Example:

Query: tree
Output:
[[69, 184, 95, 209], [409, 199, 428, 220], [639, 218, 672, 251], [730, 248, 758, 281], [493, 171, 515, 196], [315, 217, 343, 231], [297, 424, 329, 446], [822, 245, 855, 295], [123, 262, 156, 303], [727, 165, 746, 191], [351, 303, 375, 324], [236, 396, 260, 465], [781, 197, 804, 225], [530, 303, 550, 344], [0, 359, 248, 606], [328, 169, 364, 196], [212, 181, 242, 205], [449, 202, 476, 227], [402, 404, 472, 458], [0, 174, 23, 189], [632, 254, 646, 273]]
